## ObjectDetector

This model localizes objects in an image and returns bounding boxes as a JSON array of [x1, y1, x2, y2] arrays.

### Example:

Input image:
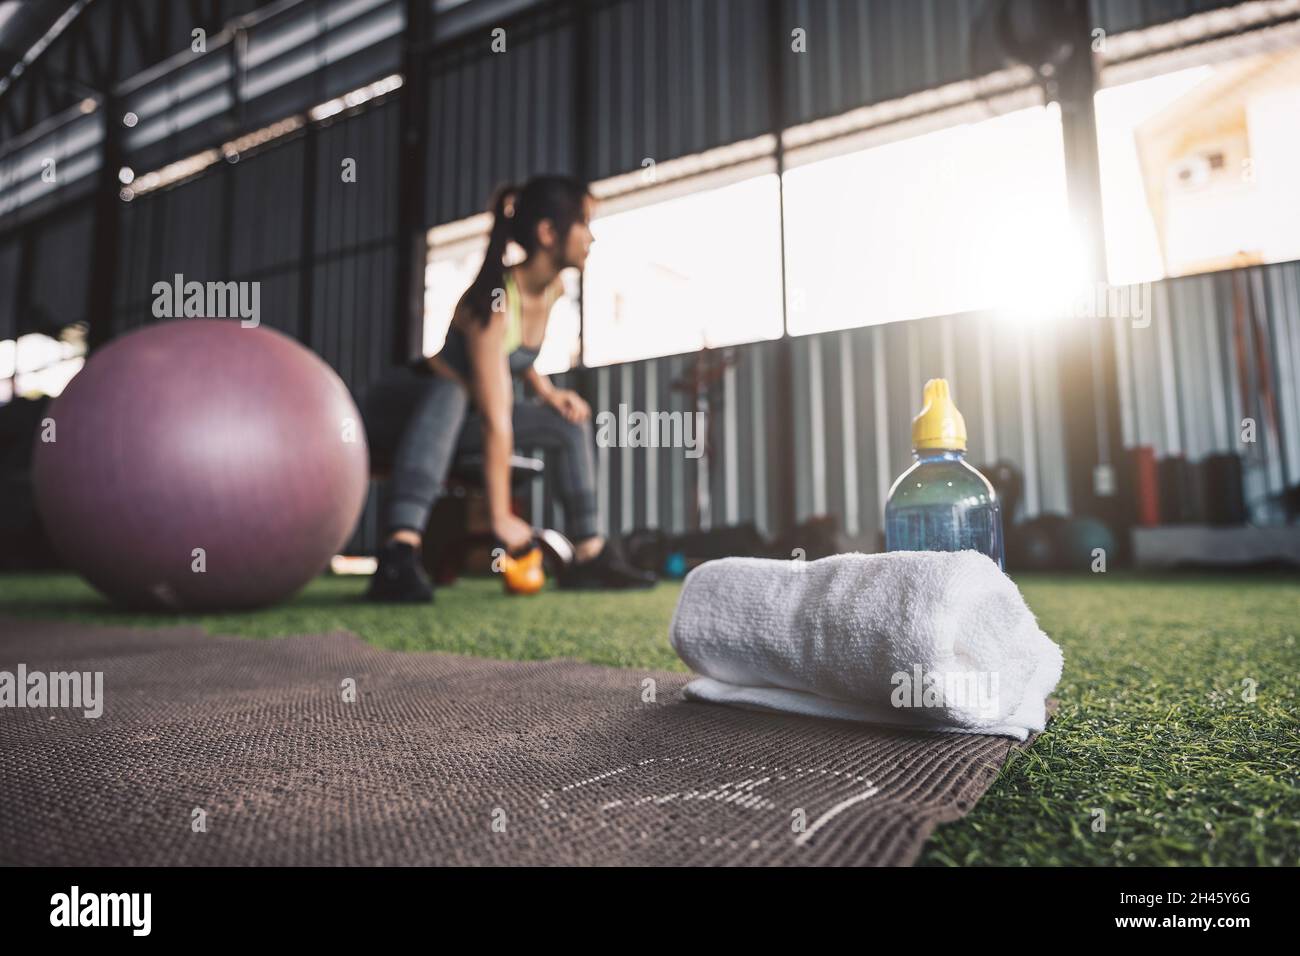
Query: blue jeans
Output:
[[361, 366, 599, 539]]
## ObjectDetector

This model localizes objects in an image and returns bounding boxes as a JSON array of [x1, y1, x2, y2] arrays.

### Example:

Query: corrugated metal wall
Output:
[[586, 0, 773, 179], [1089, 0, 1257, 35], [779, 0, 982, 126], [0, 205, 95, 340], [426, 9, 578, 223], [1115, 260, 1300, 518], [26, 207, 94, 334], [549, 307, 1074, 549], [112, 102, 399, 368], [0, 236, 20, 341], [422, 0, 994, 222], [120, 0, 405, 174], [108, 100, 402, 550], [543, 258, 1300, 547], [420, 0, 1260, 214], [1, 0, 272, 136]]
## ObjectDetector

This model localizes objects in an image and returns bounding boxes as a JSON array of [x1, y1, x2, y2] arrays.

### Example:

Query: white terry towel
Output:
[[669, 550, 1063, 740]]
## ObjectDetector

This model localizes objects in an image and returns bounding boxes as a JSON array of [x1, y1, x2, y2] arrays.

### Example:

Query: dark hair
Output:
[[461, 175, 590, 324]]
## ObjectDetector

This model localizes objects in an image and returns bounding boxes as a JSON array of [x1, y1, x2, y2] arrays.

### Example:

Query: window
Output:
[[580, 169, 784, 367], [781, 103, 1074, 336], [0, 332, 86, 404], [423, 231, 485, 358], [426, 166, 786, 371], [1096, 44, 1300, 284]]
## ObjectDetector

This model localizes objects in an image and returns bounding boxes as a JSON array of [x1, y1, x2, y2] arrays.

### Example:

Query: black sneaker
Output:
[[557, 540, 657, 591], [365, 541, 435, 603]]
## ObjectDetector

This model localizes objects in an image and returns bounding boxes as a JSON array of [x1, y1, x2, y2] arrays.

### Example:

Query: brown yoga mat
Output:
[[0, 617, 1048, 866]]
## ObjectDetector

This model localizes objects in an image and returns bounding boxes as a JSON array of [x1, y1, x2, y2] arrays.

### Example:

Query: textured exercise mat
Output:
[[0, 617, 1048, 866]]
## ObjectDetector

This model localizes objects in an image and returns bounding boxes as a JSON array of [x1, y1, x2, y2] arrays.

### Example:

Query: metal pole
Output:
[[1054, 0, 1126, 539], [573, 0, 591, 374], [84, 3, 123, 353], [768, 0, 797, 536], [392, 0, 433, 366]]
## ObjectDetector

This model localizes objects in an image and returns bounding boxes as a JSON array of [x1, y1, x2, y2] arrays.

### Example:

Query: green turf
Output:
[[2, 571, 1297, 866]]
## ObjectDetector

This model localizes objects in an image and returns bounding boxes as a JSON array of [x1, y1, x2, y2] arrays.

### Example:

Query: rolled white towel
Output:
[[669, 550, 1063, 740]]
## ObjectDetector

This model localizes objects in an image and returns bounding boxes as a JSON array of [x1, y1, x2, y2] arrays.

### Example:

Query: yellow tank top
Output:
[[502, 270, 560, 356]]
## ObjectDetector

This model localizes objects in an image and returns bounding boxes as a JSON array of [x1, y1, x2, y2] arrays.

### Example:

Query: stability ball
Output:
[[33, 319, 369, 610]]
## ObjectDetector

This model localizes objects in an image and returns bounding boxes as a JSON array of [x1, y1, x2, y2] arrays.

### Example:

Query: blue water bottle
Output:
[[885, 379, 1004, 569]]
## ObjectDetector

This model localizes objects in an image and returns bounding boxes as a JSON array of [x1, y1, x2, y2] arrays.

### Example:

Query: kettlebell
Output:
[[502, 543, 545, 595]]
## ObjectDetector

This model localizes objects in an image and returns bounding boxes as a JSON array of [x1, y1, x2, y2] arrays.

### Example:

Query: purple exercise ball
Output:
[[33, 319, 369, 610]]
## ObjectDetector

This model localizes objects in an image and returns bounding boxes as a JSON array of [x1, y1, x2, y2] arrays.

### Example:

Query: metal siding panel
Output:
[[954, 314, 992, 463], [914, 312, 947, 393], [427, 20, 577, 224], [312, 243, 396, 393], [690, 0, 708, 152], [991, 324, 1028, 512], [155, 172, 227, 289], [825, 0, 844, 116], [633, 361, 646, 529], [230, 137, 306, 276], [1032, 325, 1070, 515], [753, 341, 773, 534], [315, 102, 398, 255], [1090, 0, 1242, 35], [883, 321, 915, 483], [253, 269, 302, 340], [734, 346, 756, 529], [1173, 279, 1210, 461], [852, 0, 872, 108], [658, 355, 673, 531], [790, 336, 811, 520], [712, 0, 730, 146], [846, 325, 878, 542], [781, 0, 982, 127], [1269, 264, 1300, 484], [663, 1, 681, 159], [622, 2, 638, 176], [27, 209, 93, 333], [0, 239, 21, 340], [115, 197, 152, 320], [1111, 264, 1300, 525], [658, 358, 676, 530], [837, 330, 861, 538], [1249, 268, 1287, 497], [820, 331, 843, 523], [607, 362, 623, 534], [581, 0, 768, 179], [597, 4, 615, 177], [1131, 283, 1167, 453], [715, 357, 732, 526]]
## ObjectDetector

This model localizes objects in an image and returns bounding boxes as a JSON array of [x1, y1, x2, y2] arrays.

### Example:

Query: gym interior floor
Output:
[[2, 570, 1295, 866]]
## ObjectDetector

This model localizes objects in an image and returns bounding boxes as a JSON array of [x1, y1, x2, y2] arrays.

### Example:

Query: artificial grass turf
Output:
[[1, 571, 1296, 866]]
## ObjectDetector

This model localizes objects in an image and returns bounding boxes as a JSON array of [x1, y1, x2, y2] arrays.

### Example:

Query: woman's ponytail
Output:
[[461, 175, 589, 326], [463, 183, 519, 323]]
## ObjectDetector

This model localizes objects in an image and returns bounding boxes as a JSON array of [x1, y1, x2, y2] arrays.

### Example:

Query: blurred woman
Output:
[[362, 175, 655, 602]]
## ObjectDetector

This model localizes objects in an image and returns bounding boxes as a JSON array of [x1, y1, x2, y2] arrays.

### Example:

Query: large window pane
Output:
[[0, 333, 86, 403], [782, 105, 1073, 335], [581, 173, 784, 367], [1096, 44, 1300, 284], [423, 236, 484, 358]]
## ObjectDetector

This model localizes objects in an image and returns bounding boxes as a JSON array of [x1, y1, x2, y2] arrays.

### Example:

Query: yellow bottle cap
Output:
[[911, 378, 967, 451]]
